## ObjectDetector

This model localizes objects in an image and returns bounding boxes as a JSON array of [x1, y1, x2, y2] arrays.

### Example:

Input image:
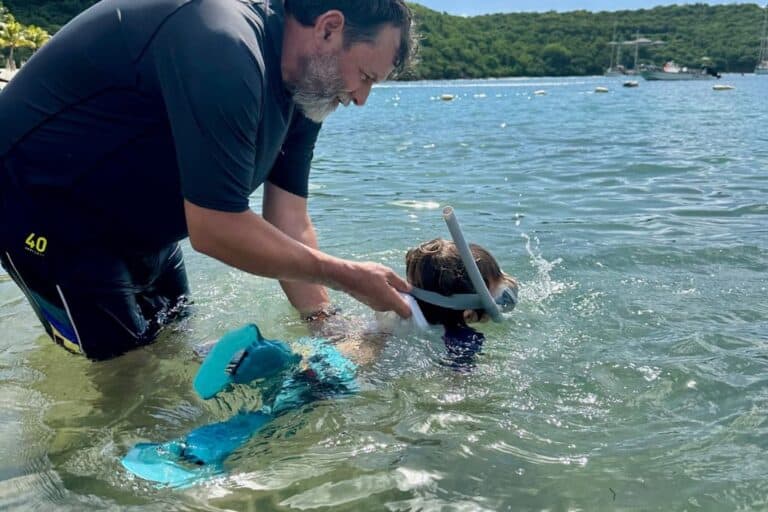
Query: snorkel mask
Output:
[[408, 206, 517, 324], [409, 284, 518, 316]]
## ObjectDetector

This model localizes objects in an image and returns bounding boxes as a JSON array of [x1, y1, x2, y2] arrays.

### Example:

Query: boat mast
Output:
[[634, 29, 640, 70], [607, 21, 620, 72], [760, 5, 768, 63]]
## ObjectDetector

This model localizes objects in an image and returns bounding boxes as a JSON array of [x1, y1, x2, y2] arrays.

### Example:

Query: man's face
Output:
[[290, 24, 401, 123], [290, 51, 347, 123]]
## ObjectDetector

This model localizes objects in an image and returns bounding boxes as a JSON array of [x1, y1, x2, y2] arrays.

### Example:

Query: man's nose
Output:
[[351, 82, 373, 106]]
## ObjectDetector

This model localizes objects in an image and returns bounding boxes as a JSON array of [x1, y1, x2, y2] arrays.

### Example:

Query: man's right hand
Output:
[[185, 200, 413, 319], [324, 259, 412, 319]]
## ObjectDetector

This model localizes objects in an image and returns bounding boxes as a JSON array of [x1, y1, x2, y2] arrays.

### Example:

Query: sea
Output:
[[0, 74, 766, 511]]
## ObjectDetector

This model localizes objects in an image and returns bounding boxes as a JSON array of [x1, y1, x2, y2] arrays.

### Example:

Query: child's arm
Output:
[[304, 308, 389, 366]]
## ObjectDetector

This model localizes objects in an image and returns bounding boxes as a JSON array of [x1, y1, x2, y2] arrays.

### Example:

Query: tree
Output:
[[25, 24, 50, 50], [542, 43, 572, 75], [2, 1, 766, 78], [0, 13, 34, 70]]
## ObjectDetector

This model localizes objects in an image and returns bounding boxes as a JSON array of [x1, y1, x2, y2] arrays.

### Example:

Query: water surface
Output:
[[1, 75, 766, 511]]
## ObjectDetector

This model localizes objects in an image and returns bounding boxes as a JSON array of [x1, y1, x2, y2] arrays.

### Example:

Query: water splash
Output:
[[519, 233, 574, 304]]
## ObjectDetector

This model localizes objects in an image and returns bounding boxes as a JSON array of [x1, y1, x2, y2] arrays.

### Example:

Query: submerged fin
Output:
[[194, 324, 300, 399]]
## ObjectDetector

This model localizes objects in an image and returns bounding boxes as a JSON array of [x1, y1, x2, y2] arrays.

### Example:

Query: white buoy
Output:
[[533, 90, 547, 96], [595, 86, 609, 93], [440, 93, 455, 101]]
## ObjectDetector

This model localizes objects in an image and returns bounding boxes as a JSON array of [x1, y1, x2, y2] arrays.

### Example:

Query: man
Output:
[[0, 0, 415, 359]]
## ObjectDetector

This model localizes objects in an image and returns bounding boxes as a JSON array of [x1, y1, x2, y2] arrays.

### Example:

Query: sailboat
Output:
[[757, 5, 768, 74], [605, 23, 627, 76], [605, 41, 626, 76]]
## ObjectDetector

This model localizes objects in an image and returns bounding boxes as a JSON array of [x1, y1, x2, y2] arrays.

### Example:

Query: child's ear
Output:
[[463, 309, 480, 324], [464, 310, 491, 324]]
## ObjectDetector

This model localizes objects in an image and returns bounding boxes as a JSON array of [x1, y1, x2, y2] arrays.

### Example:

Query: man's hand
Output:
[[325, 259, 412, 318], [185, 199, 413, 318]]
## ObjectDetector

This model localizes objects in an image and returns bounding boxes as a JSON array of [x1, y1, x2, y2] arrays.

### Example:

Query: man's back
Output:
[[0, 0, 189, 173], [0, 0, 305, 250]]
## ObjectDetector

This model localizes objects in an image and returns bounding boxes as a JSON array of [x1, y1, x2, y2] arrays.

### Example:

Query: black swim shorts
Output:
[[0, 183, 190, 360]]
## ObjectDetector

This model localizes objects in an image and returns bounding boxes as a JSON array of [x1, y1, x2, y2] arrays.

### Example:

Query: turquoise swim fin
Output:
[[193, 324, 300, 399], [121, 411, 272, 487], [123, 325, 359, 487]]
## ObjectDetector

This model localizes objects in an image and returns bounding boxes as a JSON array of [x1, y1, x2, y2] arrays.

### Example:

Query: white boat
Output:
[[757, 5, 768, 75], [594, 86, 609, 93], [439, 94, 455, 101], [640, 61, 720, 81], [623, 80, 639, 87], [712, 84, 735, 91]]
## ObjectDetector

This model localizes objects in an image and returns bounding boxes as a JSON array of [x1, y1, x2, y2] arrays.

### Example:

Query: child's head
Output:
[[405, 238, 518, 328]]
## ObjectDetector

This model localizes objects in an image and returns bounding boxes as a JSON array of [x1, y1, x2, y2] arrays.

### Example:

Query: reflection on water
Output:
[[1, 75, 767, 510]]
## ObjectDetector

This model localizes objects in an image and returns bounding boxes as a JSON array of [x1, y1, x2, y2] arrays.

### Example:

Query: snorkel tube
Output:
[[408, 207, 505, 323], [441, 206, 503, 322]]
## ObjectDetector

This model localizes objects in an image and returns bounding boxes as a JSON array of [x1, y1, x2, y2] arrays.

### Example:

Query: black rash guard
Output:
[[0, 0, 321, 252]]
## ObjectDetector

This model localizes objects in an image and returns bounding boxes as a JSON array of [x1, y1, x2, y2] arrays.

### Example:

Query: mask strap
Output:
[[401, 293, 430, 329], [410, 287, 484, 311], [442, 207, 503, 322]]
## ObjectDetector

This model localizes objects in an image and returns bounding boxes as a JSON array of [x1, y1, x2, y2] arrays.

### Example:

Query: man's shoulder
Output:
[[165, 0, 272, 64], [170, 0, 269, 37]]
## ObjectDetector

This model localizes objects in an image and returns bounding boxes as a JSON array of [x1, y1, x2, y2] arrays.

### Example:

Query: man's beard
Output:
[[288, 52, 350, 124]]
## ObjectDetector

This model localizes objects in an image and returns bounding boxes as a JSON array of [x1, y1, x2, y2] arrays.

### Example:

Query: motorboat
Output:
[[640, 61, 720, 81]]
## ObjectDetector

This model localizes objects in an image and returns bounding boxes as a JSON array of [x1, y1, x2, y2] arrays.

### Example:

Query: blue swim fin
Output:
[[121, 411, 272, 487], [123, 326, 359, 487], [122, 440, 215, 488], [194, 324, 300, 399]]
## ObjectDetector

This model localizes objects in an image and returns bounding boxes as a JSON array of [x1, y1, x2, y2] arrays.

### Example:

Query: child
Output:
[[123, 238, 518, 486], [373, 237, 518, 362]]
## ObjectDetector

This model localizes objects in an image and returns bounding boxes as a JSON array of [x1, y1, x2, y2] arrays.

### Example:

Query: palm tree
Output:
[[0, 14, 34, 71], [25, 25, 50, 51]]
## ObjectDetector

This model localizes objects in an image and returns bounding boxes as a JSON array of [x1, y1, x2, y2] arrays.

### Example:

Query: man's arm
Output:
[[184, 199, 412, 318], [262, 182, 329, 316]]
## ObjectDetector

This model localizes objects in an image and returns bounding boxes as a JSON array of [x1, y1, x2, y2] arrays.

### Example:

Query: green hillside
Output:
[[2, 0, 765, 77], [409, 3, 764, 78]]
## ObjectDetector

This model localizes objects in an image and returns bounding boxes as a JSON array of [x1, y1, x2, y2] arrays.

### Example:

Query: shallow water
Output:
[[1, 75, 767, 511]]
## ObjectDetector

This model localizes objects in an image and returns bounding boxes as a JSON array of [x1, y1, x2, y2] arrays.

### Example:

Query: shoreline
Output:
[[0, 68, 18, 88]]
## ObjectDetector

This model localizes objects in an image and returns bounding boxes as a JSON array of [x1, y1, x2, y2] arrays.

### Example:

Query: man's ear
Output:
[[313, 10, 345, 47]]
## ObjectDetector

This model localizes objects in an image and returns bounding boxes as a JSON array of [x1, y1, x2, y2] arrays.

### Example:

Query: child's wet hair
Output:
[[405, 238, 505, 327]]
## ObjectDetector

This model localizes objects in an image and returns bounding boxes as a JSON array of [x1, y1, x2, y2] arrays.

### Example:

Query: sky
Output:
[[415, 0, 753, 15]]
